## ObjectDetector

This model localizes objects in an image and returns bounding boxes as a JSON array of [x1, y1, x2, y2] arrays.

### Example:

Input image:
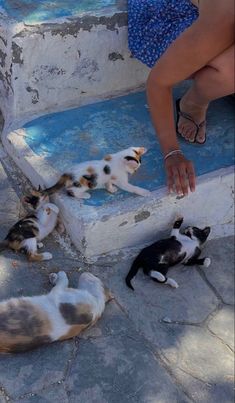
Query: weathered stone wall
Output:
[[0, 18, 13, 126], [1, 13, 149, 126]]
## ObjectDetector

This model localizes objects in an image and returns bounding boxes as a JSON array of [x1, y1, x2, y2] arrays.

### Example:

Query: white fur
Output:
[[20, 202, 59, 259], [37, 203, 59, 240], [203, 257, 211, 267], [171, 226, 200, 263], [150, 270, 165, 282], [150, 271, 179, 289], [30, 271, 107, 341], [166, 278, 179, 288], [67, 147, 151, 198]]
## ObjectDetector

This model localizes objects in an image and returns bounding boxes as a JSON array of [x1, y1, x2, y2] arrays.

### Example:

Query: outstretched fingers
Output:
[[165, 154, 196, 196]]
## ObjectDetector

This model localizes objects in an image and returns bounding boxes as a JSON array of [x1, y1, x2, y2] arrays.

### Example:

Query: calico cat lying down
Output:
[[0, 195, 58, 261], [126, 217, 211, 290], [34, 146, 151, 199], [0, 271, 111, 353]]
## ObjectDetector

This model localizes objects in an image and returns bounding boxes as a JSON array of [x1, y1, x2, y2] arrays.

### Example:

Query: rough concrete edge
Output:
[[6, 8, 127, 31], [4, 125, 234, 217], [2, 122, 234, 222]]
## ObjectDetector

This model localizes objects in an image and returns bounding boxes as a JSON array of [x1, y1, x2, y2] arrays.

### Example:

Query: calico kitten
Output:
[[126, 217, 211, 290], [0, 271, 112, 353], [23, 189, 50, 211], [34, 147, 151, 200], [0, 202, 59, 261]]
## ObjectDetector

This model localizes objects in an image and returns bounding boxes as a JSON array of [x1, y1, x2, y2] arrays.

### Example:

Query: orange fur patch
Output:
[[104, 155, 112, 161], [79, 177, 89, 187], [87, 166, 95, 174], [8, 240, 22, 251], [27, 253, 44, 262]]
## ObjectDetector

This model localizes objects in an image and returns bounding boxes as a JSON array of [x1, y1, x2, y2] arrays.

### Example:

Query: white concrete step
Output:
[[2, 89, 234, 261], [0, 1, 149, 127]]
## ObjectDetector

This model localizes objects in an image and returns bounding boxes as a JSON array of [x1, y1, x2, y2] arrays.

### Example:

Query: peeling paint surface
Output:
[[0, 0, 126, 23], [1, 7, 147, 123], [134, 211, 151, 223], [23, 91, 235, 206]]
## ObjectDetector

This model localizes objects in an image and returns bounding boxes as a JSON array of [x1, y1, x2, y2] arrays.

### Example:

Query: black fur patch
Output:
[[59, 303, 92, 325], [73, 181, 82, 188], [124, 156, 140, 164], [67, 190, 75, 197], [24, 195, 40, 209], [125, 238, 184, 290], [82, 174, 98, 189], [173, 218, 183, 229], [103, 165, 111, 175], [5, 215, 38, 242]]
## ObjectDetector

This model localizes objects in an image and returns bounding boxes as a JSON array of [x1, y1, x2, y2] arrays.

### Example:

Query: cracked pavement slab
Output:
[[0, 152, 234, 403]]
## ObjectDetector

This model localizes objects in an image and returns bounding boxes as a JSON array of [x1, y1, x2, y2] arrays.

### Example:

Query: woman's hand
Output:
[[164, 153, 196, 196]]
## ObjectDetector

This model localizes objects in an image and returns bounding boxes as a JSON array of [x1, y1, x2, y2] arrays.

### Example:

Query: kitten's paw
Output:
[[42, 252, 53, 261], [138, 189, 151, 197], [166, 278, 179, 288], [49, 272, 58, 285], [57, 271, 68, 281], [37, 242, 44, 249], [107, 185, 118, 194], [173, 216, 184, 227], [81, 192, 91, 199], [203, 257, 211, 268]]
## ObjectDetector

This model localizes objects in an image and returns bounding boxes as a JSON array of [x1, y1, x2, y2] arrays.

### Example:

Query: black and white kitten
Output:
[[125, 217, 211, 290]]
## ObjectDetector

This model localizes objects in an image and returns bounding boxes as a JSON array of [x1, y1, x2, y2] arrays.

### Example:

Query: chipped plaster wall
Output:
[[0, 18, 13, 126], [1, 13, 149, 126]]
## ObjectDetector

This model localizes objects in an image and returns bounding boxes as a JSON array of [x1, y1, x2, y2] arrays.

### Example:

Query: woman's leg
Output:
[[178, 45, 234, 143]]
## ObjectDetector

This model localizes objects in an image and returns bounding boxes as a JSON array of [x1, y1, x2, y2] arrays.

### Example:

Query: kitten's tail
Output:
[[125, 257, 141, 291], [0, 240, 9, 252], [42, 173, 74, 195]]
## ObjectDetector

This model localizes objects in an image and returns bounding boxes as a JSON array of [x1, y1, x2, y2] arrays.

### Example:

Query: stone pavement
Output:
[[0, 149, 234, 403]]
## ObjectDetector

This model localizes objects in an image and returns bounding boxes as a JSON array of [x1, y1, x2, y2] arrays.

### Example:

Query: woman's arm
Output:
[[147, 0, 234, 195]]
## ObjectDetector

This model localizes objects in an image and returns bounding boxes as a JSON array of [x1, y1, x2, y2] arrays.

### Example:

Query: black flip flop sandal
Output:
[[176, 98, 206, 144]]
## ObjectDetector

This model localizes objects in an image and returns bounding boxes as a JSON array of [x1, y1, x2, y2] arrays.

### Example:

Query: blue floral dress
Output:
[[128, 0, 199, 68]]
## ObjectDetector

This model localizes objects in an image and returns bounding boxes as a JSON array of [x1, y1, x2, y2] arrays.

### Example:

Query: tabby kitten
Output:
[[0, 271, 112, 353], [126, 217, 211, 290], [35, 147, 150, 200], [0, 202, 59, 261]]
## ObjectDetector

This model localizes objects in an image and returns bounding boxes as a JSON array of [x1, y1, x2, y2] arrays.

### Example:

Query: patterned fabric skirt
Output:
[[128, 0, 199, 68]]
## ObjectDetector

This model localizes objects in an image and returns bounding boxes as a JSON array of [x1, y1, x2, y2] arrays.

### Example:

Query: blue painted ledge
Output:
[[23, 91, 234, 207], [0, 0, 125, 23]]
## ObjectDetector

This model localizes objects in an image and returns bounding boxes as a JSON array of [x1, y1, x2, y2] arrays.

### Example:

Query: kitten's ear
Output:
[[134, 147, 147, 156], [31, 189, 39, 196], [203, 227, 211, 237]]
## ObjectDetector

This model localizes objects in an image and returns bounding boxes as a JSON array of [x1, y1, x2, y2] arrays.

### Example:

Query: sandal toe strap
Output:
[[178, 111, 206, 130]]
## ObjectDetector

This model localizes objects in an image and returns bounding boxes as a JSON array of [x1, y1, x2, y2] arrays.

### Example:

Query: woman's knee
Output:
[[208, 45, 234, 78]]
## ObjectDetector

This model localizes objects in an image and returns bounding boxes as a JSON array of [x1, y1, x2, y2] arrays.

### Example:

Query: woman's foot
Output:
[[177, 97, 208, 144]]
